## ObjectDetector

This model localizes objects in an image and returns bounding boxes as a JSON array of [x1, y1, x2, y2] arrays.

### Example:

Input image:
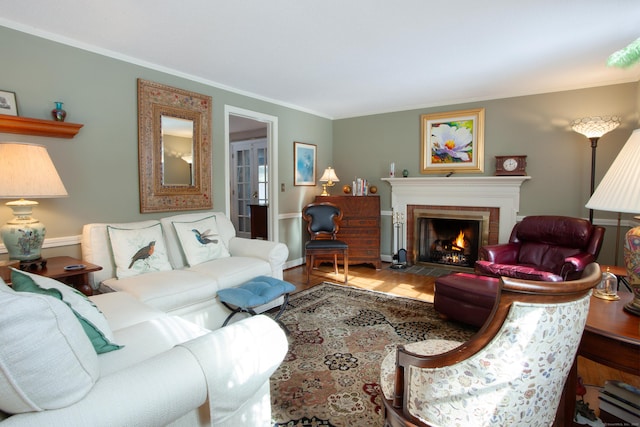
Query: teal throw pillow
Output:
[[11, 269, 122, 354]]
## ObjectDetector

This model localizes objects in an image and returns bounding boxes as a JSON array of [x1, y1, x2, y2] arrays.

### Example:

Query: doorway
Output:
[[231, 138, 268, 238], [225, 106, 279, 241]]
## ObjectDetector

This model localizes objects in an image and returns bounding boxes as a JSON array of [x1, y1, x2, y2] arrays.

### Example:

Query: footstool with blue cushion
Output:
[[217, 275, 296, 332]]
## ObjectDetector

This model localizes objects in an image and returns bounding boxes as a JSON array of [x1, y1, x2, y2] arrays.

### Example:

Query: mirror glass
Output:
[[138, 79, 212, 213], [161, 115, 194, 186]]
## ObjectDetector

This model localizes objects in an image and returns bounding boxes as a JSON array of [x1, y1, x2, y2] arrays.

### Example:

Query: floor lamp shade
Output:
[[572, 116, 621, 223], [0, 142, 68, 263], [586, 129, 640, 315]]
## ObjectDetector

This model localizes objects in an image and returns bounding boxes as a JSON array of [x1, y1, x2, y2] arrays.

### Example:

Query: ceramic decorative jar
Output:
[[51, 101, 66, 122]]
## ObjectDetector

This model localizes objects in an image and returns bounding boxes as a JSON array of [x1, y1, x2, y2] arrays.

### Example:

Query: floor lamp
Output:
[[586, 129, 640, 316], [571, 116, 621, 223]]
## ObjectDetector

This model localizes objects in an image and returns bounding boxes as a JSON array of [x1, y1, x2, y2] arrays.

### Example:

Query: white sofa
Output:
[[82, 212, 289, 330], [0, 279, 288, 426]]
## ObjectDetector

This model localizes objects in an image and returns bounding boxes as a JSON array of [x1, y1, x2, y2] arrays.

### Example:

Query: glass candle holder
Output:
[[594, 268, 620, 300]]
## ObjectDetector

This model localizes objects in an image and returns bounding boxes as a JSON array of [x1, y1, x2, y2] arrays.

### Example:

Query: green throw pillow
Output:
[[11, 269, 122, 354]]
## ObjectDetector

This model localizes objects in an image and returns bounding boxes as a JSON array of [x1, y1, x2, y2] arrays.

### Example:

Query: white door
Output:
[[230, 138, 268, 238]]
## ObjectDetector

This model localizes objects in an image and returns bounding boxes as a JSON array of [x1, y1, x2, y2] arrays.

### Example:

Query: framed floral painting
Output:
[[420, 108, 485, 174]]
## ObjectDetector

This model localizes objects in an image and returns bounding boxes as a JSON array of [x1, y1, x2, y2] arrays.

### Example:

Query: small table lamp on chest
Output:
[[586, 129, 640, 315], [0, 142, 68, 270]]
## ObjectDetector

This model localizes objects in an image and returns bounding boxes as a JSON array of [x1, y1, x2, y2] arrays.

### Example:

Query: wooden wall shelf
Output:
[[0, 115, 83, 139]]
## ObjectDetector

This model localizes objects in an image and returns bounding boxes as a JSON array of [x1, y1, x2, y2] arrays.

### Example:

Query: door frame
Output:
[[224, 105, 279, 241]]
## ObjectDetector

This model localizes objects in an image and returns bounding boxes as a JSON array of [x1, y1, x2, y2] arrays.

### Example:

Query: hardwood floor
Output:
[[283, 262, 640, 409], [284, 262, 437, 302]]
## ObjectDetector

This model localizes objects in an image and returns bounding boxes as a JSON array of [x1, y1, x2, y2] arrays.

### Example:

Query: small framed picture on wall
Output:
[[0, 90, 18, 116], [294, 141, 317, 186]]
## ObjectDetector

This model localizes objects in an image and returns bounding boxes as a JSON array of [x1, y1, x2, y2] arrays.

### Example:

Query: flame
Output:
[[454, 230, 465, 248]]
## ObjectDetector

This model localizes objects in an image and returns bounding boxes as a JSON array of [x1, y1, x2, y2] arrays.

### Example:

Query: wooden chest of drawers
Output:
[[314, 195, 381, 269]]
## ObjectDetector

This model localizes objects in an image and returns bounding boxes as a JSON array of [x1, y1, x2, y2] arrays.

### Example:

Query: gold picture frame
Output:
[[137, 79, 212, 213], [420, 108, 485, 174]]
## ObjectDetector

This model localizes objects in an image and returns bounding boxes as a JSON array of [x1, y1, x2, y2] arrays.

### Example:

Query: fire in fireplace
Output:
[[413, 209, 490, 270]]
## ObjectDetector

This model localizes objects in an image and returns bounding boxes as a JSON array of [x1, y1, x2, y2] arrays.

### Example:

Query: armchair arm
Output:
[[1, 346, 208, 427], [228, 237, 289, 279], [478, 242, 520, 264], [179, 315, 288, 426], [561, 253, 595, 279], [2, 316, 288, 427]]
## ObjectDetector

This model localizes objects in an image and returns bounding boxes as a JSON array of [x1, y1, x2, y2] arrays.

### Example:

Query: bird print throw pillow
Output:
[[172, 215, 230, 266], [107, 223, 173, 279]]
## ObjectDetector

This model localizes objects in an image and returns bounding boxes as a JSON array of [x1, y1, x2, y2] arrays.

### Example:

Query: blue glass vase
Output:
[[51, 101, 66, 122]]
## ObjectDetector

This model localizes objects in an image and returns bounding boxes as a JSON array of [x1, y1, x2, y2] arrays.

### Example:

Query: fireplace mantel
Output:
[[382, 176, 531, 243]]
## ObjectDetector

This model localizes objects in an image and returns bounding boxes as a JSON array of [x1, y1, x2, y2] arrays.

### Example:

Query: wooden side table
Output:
[[33, 256, 102, 296], [556, 290, 640, 426]]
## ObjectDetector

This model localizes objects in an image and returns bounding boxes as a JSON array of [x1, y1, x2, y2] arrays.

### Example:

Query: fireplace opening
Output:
[[413, 209, 490, 270]]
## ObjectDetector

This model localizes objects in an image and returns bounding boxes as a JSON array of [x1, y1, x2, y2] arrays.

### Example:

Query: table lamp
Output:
[[319, 167, 340, 196], [0, 142, 68, 269], [585, 129, 640, 315]]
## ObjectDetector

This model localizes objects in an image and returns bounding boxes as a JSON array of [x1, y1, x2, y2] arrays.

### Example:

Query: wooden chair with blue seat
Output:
[[302, 202, 349, 284]]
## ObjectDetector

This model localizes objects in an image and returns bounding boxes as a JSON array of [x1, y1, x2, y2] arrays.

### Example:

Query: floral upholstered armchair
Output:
[[380, 262, 601, 427]]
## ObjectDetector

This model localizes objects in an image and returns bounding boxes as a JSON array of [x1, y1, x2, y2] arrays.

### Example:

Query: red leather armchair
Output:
[[475, 215, 605, 281]]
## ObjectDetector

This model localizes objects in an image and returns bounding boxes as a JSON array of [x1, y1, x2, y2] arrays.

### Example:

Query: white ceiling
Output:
[[1, 0, 639, 119]]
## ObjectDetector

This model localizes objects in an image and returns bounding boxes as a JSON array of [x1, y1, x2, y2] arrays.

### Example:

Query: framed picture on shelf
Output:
[[0, 90, 18, 116], [294, 141, 317, 186], [420, 107, 485, 174]]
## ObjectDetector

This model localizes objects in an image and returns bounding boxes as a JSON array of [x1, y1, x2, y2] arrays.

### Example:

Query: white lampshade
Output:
[[319, 167, 340, 183], [586, 129, 640, 213], [572, 116, 621, 138], [588, 129, 640, 316], [0, 142, 67, 263], [0, 142, 68, 198]]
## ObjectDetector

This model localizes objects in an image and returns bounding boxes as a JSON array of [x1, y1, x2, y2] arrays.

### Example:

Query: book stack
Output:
[[598, 380, 640, 425], [351, 178, 369, 196]]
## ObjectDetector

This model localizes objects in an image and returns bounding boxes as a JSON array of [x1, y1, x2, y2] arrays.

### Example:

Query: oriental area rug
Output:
[[268, 282, 476, 427]]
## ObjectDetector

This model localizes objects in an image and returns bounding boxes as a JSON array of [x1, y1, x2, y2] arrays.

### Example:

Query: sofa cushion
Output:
[[475, 260, 564, 282], [103, 269, 219, 313], [517, 242, 582, 274], [11, 269, 122, 354], [0, 280, 99, 413], [107, 223, 173, 279], [172, 215, 231, 266], [98, 315, 209, 376], [161, 212, 237, 269], [514, 215, 593, 248], [89, 291, 167, 332], [81, 220, 160, 286], [188, 256, 272, 290]]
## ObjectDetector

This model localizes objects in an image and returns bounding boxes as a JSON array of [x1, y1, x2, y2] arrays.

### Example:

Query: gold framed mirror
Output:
[[137, 79, 212, 213]]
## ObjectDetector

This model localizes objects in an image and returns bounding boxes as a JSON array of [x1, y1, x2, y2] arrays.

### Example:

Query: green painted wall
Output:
[[1, 24, 637, 267], [334, 83, 639, 265], [0, 26, 332, 262]]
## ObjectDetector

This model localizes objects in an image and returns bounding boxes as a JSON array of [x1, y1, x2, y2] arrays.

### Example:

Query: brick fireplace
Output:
[[409, 206, 497, 269], [382, 176, 530, 267]]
